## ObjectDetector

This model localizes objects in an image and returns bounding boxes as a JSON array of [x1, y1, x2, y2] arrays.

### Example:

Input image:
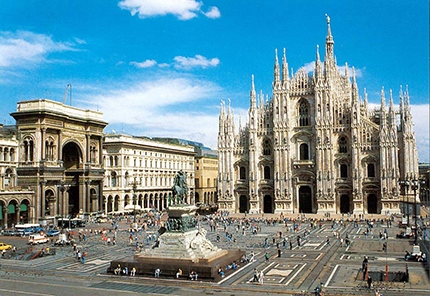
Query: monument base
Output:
[[108, 204, 245, 281], [109, 249, 245, 281]]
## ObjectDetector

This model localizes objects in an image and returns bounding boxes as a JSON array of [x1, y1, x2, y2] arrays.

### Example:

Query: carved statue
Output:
[[171, 170, 188, 205]]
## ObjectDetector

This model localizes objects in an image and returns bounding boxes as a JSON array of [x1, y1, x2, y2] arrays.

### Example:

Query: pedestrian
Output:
[[82, 252, 86, 264], [176, 268, 182, 279], [277, 247, 281, 258], [258, 270, 264, 285], [155, 268, 161, 278], [265, 252, 269, 261], [131, 267, 136, 276], [367, 276, 372, 289], [252, 268, 258, 282], [289, 241, 293, 250]]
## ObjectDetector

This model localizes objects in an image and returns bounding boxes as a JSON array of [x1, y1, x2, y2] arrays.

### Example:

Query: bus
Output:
[[15, 224, 42, 236]]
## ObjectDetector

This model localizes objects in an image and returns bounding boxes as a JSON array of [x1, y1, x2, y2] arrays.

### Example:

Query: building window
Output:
[[340, 164, 348, 178], [263, 139, 271, 155], [338, 137, 348, 153], [264, 166, 271, 180], [207, 178, 210, 187], [298, 100, 310, 126], [195, 178, 200, 188], [111, 172, 117, 187], [300, 143, 309, 160], [240, 167, 246, 180], [367, 163, 375, 178]]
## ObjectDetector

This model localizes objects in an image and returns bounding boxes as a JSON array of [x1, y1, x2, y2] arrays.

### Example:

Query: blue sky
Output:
[[0, 0, 429, 161]]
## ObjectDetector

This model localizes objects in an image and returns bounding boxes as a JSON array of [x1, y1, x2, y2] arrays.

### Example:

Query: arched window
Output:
[[9, 148, 14, 162], [3, 148, 8, 162], [340, 164, 348, 178], [23, 137, 34, 162], [300, 143, 309, 160], [338, 137, 348, 153], [111, 172, 117, 187], [367, 163, 375, 178], [263, 139, 271, 155], [240, 167, 246, 180], [264, 166, 271, 180], [298, 100, 310, 126]]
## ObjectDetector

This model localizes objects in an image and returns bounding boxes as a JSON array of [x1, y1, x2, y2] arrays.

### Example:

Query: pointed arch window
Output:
[[298, 100, 310, 126], [340, 164, 348, 178], [367, 163, 375, 178], [240, 167, 246, 180], [300, 143, 309, 160], [338, 137, 348, 153], [264, 166, 271, 180], [263, 139, 271, 155]]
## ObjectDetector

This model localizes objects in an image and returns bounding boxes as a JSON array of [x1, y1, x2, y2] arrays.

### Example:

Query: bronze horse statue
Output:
[[170, 170, 188, 205]]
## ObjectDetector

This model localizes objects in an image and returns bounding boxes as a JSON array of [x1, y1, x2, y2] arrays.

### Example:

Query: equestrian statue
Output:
[[170, 170, 188, 206]]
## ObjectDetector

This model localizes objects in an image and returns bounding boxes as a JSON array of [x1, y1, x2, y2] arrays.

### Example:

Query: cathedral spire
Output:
[[352, 66, 357, 87], [274, 49, 280, 83], [282, 48, 289, 82], [250, 75, 256, 109], [381, 87, 386, 113], [324, 14, 335, 75], [364, 88, 368, 111], [260, 90, 264, 108], [238, 113, 242, 131]]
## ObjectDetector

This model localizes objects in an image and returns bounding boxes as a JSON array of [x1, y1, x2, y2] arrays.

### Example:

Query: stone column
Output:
[[86, 134, 90, 164], [41, 127, 46, 160], [4, 208, 8, 229], [16, 204, 20, 225], [161, 196, 164, 210], [64, 189, 69, 217], [40, 181, 46, 218], [79, 180, 85, 214], [99, 136, 103, 165], [57, 131, 62, 162]]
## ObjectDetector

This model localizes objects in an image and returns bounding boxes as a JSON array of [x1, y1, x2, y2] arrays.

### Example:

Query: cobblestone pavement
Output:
[[1, 214, 430, 295]]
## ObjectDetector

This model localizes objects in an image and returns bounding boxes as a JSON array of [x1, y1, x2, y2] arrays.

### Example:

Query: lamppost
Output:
[[410, 178, 424, 245], [399, 180, 410, 226], [129, 180, 139, 229]]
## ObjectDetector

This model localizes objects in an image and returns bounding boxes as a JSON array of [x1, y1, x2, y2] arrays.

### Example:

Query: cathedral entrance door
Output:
[[367, 194, 378, 214], [340, 194, 350, 213], [263, 195, 274, 213], [299, 186, 313, 213], [239, 195, 249, 213]]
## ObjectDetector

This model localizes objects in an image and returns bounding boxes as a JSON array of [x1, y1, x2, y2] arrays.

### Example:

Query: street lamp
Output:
[[129, 180, 139, 229], [399, 179, 410, 226], [410, 179, 419, 245]]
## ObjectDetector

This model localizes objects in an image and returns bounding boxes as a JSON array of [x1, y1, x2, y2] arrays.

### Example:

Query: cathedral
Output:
[[217, 16, 419, 215]]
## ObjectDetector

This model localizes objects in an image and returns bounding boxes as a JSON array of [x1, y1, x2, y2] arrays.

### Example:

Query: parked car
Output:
[[397, 227, 413, 239], [2, 229, 17, 236], [0, 242, 12, 250]]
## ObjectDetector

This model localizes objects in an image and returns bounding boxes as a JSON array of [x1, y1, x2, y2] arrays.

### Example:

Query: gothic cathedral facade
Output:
[[217, 17, 419, 215]]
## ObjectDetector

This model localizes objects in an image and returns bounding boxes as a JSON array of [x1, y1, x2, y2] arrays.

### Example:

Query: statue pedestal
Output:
[[109, 204, 245, 280]]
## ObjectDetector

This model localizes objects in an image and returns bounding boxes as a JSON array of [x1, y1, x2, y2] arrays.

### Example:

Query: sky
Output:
[[0, 0, 429, 162]]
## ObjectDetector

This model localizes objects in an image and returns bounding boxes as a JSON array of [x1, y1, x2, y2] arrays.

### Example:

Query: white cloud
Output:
[[298, 61, 363, 78], [130, 59, 157, 68], [83, 76, 222, 148], [0, 31, 76, 68], [203, 6, 221, 19], [118, 0, 220, 20], [174, 55, 219, 69]]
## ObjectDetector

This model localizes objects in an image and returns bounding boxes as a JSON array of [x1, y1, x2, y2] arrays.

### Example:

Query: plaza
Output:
[[1, 212, 430, 295]]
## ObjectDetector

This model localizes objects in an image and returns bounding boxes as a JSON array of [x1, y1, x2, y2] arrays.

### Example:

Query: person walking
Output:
[[252, 268, 258, 282], [277, 247, 282, 258], [258, 270, 264, 285], [265, 252, 269, 262]]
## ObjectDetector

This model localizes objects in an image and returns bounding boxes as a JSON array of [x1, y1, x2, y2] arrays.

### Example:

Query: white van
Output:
[[28, 234, 50, 245]]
